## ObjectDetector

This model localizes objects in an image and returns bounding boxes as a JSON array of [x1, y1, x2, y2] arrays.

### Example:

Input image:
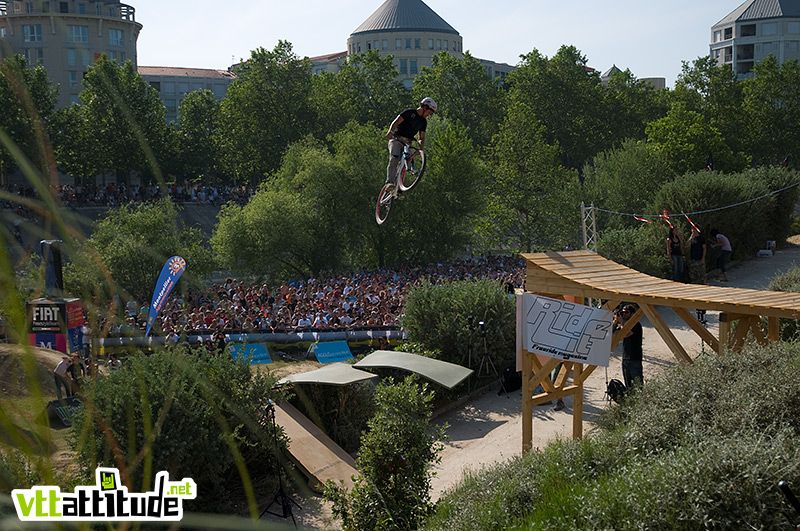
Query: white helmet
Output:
[[420, 97, 437, 112]]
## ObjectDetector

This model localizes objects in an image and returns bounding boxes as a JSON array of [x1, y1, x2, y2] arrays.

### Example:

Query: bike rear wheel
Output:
[[399, 150, 425, 192], [375, 183, 394, 225]]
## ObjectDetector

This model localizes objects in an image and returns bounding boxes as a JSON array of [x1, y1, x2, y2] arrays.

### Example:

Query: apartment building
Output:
[[0, 0, 141, 107], [711, 0, 800, 78], [138, 66, 236, 123]]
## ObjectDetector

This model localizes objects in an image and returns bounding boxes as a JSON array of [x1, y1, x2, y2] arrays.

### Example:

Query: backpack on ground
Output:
[[499, 365, 522, 395], [606, 379, 627, 403]]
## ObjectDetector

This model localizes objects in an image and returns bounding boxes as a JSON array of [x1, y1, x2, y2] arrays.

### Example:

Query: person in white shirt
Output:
[[54, 356, 73, 399]]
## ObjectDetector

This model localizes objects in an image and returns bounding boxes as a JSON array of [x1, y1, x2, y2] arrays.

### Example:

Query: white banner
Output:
[[519, 293, 613, 367]]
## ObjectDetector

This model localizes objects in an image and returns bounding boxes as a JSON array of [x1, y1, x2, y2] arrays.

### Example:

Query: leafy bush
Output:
[[597, 224, 668, 278], [426, 343, 800, 530], [326, 376, 447, 530], [767, 266, 800, 340], [402, 278, 516, 370], [289, 381, 375, 454], [70, 346, 286, 514]]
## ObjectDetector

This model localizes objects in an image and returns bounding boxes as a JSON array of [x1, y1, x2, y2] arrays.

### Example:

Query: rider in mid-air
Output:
[[384, 97, 437, 196]]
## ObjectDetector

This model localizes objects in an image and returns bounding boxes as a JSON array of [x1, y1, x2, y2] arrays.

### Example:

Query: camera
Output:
[[478, 320, 486, 337]]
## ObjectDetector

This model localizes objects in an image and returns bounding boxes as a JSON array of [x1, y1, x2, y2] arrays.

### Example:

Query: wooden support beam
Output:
[[528, 355, 562, 393], [673, 306, 720, 354], [719, 312, 731, 354], [522, 347, 533, 453], [573, 364, 583, 439], [768, 316, 780, 342], [749, 316, 768, 345], [530, 385, 579, 405], [639, 304, 693, 365], [554, 362, 573, 388], [730, 314, 752, 351]]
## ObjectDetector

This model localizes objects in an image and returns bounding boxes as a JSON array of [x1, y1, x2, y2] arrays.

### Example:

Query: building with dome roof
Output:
[[312, 0, 514, 87], [710, 0, 800, 78]]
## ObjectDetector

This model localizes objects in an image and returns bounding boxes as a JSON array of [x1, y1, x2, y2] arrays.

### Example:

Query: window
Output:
[[428, 39, 433, 49], [69, 71, 78, 87], [13, 2, 21, 13], [789, 22, 800, 34], [70, 94, 80, 105], [165, 100, 177, 113], [713, 30, 722, 42], [373, 40, 379, 49], [789, 41, 799, 51], [23, 24, 42, 42], [25, 1, 33, 13], [81, 49, 90, 66], [109, 29, 123, 46], [399, 59, 407, 75], [164, 82, 175, 95], [95, 3, 101, 14], [436, 39, 441, 50], [405, 39, 411, 49], [42, 1, 49, 12], [763, 42, 773, 55], [367, 41, 371, 50], [740, 24, 756, 37], [762, 22, 777, 35], [24, 48, 43, 64], [67, 25, 89, 43], [414, 38, 420, 49], [443, 40, 448, 50], [410, 60, 417, 75], [382, 39, 387, 50], [724, 27, 732, 39], [67, 48, 76, 66], [78, 3, 86, 14], [0, 28, 6, 38], [396, 38, 402, 49], [59, 2, 68, 13], [178, 82, 188, 93]]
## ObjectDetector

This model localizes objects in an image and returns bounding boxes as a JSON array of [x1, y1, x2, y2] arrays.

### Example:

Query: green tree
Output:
[[212, 123, 381, 279], [216, 41, 315, 183], [603, 67, 669, 146], [312, 49, 410, 133], [0, 55, 58, 184], [645, 102, 750, 175], [64, 199, 213, 304], [506, 45, 608, 169], [743, 56, 800, 166], [484, 100, 581, 252], [75, 56, 170, 184], [177, 89, 220, 180], [326, 376, 447, 530], [582, 139, 674, 231], [411, 51, 503, 150], [672, 55, 745, 154]]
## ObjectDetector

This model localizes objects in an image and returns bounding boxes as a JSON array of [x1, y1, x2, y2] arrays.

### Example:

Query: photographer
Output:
[[614, 305, 643, 390]]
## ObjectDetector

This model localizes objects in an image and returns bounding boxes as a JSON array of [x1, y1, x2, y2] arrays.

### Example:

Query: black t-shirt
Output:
[[690, 234, 706, 260], [623, 322, 643, 362], [394, 108, 427, 139]]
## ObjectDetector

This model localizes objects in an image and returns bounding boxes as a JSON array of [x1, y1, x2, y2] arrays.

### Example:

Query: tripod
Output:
[[260, 401, 301, 527], [696, 309, 709, 356], [476, 321, 506, 394]]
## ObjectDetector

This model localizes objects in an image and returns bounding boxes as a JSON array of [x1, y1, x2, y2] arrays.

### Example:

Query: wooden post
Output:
[[522, 349, 533, 453], [719, 312, 731, 354], [573, 364, 583, 439], [768, 316, 780, 342]]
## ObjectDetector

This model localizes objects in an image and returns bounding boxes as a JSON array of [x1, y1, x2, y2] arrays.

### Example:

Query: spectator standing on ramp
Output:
[[709, 229, 732, 282]]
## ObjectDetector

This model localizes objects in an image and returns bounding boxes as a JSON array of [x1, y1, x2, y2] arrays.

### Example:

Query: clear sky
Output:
[[131, 0, 743, 86]]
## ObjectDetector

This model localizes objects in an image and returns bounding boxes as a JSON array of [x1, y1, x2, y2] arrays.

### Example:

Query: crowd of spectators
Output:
[[99, 255, 526, 338], [1, 183, 255, 210]]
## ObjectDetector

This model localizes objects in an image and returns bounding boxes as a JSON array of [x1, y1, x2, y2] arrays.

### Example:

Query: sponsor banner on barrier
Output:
[[145, 257, 186, 337], [310, 341, 353, 363]]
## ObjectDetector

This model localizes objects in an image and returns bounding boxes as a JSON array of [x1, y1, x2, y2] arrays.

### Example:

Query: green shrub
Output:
[[597, 224, 668, 277], [326, 376, 447, 530], [767, 266, 800, 340], [402, 279, 516, 370], [289, 381, 375, 454], [426, 343, 800, 530], [70, 345, 286, 514]]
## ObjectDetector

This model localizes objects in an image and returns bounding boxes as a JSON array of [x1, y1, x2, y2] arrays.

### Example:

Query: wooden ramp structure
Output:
[[520, 250, 800, 452], [274, 402, 359, 492]]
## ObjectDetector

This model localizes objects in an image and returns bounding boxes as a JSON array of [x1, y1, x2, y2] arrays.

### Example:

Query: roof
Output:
[[522, 250, 800, 319], [137, 66, 237, 79], [353, 350, 473, 390], [278, 363, 378, 386], [351, 0, 459, 36], [714, 0, 800, 26]]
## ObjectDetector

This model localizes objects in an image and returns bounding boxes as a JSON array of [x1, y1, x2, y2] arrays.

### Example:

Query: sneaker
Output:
[[396, 191, 405, 200], [554, 399, 565, 411], [384, 183, 396, 197]]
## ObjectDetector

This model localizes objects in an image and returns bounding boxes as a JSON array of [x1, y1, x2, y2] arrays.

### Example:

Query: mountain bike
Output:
[[375, 140, 426, 225]]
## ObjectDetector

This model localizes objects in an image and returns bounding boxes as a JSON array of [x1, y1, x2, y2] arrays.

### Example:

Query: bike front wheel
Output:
[[399, 150, 426, 192], [375, 183, 394, 225]]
